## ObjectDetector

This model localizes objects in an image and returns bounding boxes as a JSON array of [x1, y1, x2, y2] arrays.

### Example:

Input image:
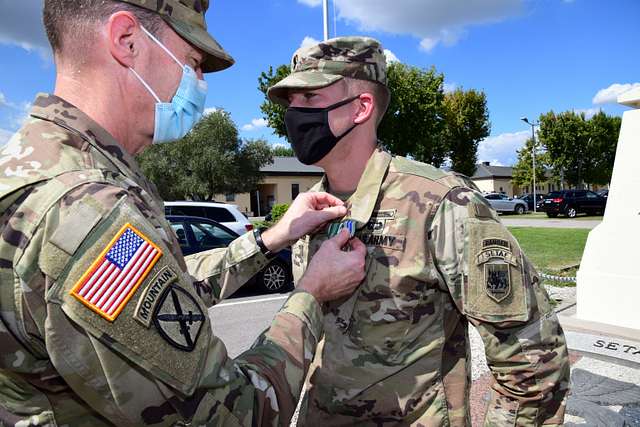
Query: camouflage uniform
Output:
[[0, 1, 324, 425], [269, 38, 570, 426]]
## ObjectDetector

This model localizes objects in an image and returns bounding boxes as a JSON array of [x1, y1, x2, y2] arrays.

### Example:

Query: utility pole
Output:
[[323, 0, 329, 41], [521, 117, 540, 212]]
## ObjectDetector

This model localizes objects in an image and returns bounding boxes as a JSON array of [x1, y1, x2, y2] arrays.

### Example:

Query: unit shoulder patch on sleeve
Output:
[[55, 198, 209, 395], [463, 219, 530, 323]]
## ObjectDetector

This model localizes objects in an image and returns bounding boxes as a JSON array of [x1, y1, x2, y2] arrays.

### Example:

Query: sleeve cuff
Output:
[[280, 290, 324, 342]]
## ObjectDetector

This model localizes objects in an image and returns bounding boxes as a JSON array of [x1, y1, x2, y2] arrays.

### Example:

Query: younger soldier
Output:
[[268, 36, 570, 426]]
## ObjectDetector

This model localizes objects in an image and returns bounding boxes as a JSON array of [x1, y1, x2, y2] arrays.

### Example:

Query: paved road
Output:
[[210, 293, 290, 357], [501, 217, 601, 229]]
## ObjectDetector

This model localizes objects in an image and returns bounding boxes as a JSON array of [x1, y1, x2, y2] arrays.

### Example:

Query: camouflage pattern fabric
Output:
[[0, 93, 324, 426], [268, 36, 388, 106], [118, 0, 234, 72], [292, 147, 570, 426]]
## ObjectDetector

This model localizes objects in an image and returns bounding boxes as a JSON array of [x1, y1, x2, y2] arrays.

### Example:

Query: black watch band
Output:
[[253, 227, 273, 256]]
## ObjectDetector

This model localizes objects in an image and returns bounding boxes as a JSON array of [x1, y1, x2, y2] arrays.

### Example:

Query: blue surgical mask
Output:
[[129, 26, 208, 144]]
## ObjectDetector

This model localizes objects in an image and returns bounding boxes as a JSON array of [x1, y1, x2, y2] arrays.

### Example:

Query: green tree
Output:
[[378, 63, 447, 165], [272, 145, 295, 156], [137, 110, 273, 200], [442, 88, 491, 176], [511, 137, 550, 191], [538, 111, 620, 188], [258, 65, 291, 138]]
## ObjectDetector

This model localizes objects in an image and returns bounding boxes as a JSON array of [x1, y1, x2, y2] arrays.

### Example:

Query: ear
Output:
[[353, 93, 375, 124], [107, 11, 141, 68]]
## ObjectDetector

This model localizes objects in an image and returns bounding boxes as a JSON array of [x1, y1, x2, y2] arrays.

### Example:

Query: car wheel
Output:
[[258, 260, 291, 293], [565, 206, 577, 218], [514, 205, 525, 215]]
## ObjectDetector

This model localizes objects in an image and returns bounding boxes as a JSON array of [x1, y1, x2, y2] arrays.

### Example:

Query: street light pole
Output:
[[521, 117, 540, 212], [323, 0, 329, 40]]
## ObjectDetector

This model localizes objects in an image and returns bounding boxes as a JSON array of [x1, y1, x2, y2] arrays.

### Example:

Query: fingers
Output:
[[307, 192, 345, 209], [311, 205, 347, 223], [329, 228, 351, 248], [349, 237, 367, 256]]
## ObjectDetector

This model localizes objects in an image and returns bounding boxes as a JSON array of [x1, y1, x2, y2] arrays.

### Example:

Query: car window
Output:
[[202, 207, 236, 223], [170, 205, 206, 218], [574, 191, 587, 198], [189, 222, 237, 250], [170, 223, 189, 247], [485, 194, 497, 200], [586, 191, 599, 199], [548, 191, 563, 198]]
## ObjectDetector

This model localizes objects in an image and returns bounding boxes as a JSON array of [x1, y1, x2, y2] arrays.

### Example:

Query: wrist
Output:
[[260, 224, 288, 253]]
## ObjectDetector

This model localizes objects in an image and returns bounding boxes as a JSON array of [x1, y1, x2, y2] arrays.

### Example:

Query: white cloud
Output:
[[203, 107, 218, 116], [573, 107, 602, 119], [592, 83, 640, 105], [297, 0, 322, 6], [299, 0, 522, 53], [383, 49, 399, 63], [241, 118, 269, 132], [0, 1, 50, 57], [300, 36, 320, 50], [478, 130, 529, 166], [443, 82, 458, 93]]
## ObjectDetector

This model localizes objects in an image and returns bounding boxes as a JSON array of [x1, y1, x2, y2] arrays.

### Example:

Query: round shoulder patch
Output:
[[153, 284, 206, 352]]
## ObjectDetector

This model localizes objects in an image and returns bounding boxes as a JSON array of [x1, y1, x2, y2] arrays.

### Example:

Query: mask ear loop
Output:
[[129, 67, 162, 103], [140, 25, 184, 68]]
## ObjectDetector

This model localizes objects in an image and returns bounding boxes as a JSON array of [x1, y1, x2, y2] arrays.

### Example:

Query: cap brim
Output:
[[267, 71, 344, 106], [165, 16, 234, 73]]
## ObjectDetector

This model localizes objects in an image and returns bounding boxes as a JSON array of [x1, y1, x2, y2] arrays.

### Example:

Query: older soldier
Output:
[[0, 1, 367, 426], [267, 37, 570, 426]]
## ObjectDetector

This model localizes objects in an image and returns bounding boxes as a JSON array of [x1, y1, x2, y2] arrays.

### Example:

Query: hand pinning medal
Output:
[[327, 219, 356, 251]]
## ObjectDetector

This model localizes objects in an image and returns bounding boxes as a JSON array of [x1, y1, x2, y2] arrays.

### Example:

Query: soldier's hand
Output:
[[262, 192, 346, 252], [298, 229, 367, 303]]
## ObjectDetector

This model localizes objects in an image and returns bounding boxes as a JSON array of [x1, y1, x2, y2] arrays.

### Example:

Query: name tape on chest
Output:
[[70, 223, 162, 322]]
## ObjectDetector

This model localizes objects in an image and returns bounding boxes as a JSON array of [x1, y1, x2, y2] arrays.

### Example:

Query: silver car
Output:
[[484, 193, 528, 214]]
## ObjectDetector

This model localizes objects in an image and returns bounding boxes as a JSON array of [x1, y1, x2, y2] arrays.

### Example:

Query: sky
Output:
[[0, 0, 638, 166]]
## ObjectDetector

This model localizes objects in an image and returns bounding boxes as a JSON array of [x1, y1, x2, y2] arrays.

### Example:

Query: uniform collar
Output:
[[29, 93, 147, 182], [315, 147, 392, 228]]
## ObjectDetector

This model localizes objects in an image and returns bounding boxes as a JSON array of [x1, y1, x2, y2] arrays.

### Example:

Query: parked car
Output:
[[484, 193, 528, 214], [166, 215, 292, 294], [517, 193, 546, 211], [541, 190, 606, 218], [164, 201, 253, 235]]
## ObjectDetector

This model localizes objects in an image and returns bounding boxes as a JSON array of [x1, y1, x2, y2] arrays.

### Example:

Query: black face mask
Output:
[[285, 95, 360, 165]]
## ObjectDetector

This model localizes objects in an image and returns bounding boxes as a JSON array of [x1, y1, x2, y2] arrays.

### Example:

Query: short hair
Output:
[[43, 0, 163, 57], [344, 78, 390, 126]]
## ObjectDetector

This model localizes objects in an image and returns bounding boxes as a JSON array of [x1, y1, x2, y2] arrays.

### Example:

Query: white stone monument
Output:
[[577, 87, 640, 331]]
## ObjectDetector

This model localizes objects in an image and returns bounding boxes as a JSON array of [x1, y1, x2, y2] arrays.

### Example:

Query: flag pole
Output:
[[323, 0, 329, 40]]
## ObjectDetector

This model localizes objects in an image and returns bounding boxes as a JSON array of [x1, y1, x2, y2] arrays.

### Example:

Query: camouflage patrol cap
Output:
[[268, 36, 388, 106], [118, 0, 233, 72]]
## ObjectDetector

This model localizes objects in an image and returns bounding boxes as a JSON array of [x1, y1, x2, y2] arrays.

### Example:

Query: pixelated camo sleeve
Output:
[[429, 187, 570, 426]]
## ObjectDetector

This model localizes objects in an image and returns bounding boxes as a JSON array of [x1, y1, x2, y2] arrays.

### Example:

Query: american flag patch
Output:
[[70, 223, 163, 322]]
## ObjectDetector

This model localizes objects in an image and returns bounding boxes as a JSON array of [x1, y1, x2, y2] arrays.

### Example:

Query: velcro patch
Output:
[[70, 223, 162, 322], [153, 284, 205, 352], [134, 266, 178, 327], [464, 220, 529, 322]]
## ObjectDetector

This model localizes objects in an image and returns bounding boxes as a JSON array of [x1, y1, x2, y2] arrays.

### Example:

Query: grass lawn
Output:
[[508, 227, 590, 286]]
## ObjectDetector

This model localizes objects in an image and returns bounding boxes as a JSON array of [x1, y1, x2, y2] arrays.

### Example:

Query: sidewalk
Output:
[[469, 284, 640, 426]]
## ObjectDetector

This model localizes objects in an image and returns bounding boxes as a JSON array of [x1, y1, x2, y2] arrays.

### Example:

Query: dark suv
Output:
[[541, 190, 606, 218]]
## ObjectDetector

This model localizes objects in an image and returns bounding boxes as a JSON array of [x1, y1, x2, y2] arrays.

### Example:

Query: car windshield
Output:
[[548, 191, 564, 198]]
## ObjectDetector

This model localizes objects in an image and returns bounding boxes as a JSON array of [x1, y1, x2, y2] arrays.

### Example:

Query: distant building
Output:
[[214, 157, 324, 217], [471, 162, 520, 197]]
